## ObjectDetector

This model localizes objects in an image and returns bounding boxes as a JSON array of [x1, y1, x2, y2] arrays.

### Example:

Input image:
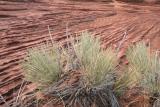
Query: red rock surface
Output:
[[0, 0, 160, 106]]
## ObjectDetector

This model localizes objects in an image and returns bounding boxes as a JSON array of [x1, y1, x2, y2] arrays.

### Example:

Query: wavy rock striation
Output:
[[0, 0, 160, 106]]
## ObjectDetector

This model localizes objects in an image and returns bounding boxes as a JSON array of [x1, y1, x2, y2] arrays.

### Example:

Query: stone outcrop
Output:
[[0, 0, 160, 106]]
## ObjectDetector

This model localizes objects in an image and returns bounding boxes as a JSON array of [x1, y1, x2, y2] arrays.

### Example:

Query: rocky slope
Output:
[[0, 0, 160, 106]]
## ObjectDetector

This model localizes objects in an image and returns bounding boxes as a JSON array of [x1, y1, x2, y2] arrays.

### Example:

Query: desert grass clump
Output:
[[45, 31, 135, 107], [126, 42, 150, 75], [22, 44, 60, 87], [114, 69, 136, 95], [143, 53, 160, 96], [126, 42, 160, 105], [22, 31, 134, 107], [72, 32, 117, 87]]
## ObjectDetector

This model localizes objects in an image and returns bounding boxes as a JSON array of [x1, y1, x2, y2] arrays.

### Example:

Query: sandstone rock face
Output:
[[0, 0, 160, 106], [117, 0, 160, 3], [145, 0, 156, 2], [116, 0, 143, 2], [144, 0, 159, 3]]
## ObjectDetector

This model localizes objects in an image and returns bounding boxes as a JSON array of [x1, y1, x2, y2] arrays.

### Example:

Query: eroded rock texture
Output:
[[0, 0, 160, 106]]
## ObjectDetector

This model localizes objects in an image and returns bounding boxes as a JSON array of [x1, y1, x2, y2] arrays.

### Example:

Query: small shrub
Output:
[[72, 32, 117, 87], [44, 32, 134, 107], [142, 52, 160, 95], [126, 42, 160, 105], [126, 42, 150, 75], [114, 69, 136, 95], [22, 31, 134, 107], [22, 44, 60, 86]]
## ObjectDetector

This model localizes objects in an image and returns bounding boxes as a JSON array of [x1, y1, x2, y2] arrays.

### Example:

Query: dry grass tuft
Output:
[[22, 44, 60, 87], [72, 32, 118, 87], [126, 42, 160, 105], [22, 31, 137, 107]]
